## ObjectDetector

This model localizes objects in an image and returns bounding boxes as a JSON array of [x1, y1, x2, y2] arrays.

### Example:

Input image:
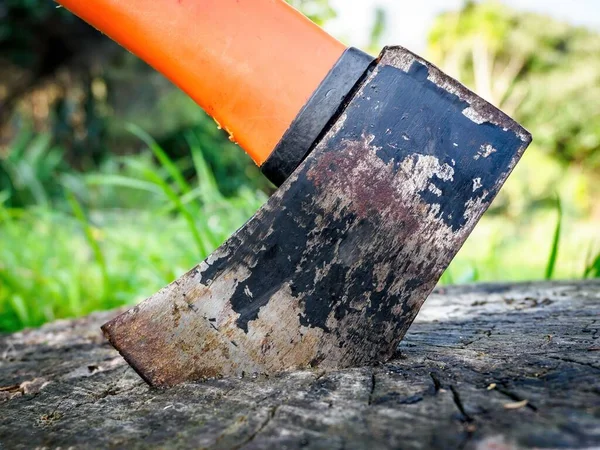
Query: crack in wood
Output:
[[547, 355, 600, 371], [460, 325, 496, 347], [450, 385, 474, 423], [429, 372, 442, 393], [368, 371, 377, 406], [232, 405, 279, 450]]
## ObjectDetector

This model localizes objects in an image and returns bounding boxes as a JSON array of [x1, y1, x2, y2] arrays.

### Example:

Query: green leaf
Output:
[[139, 166, 211, 257], [85, 174, 163, 194], [544, 196, 562, 280], [186, 132, 224, 204], [66, 191, 109, 293], [127, 124, 192, 195], [9, 295, 31, 328], [584, 244, 600, 278]]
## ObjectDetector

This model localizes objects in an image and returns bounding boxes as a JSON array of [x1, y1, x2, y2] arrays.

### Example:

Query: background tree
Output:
[[428, 1, 600, 172]]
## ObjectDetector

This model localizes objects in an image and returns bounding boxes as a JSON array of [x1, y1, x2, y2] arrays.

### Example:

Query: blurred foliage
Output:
[[0, 0, 72, 68], [366, 7, 387, 54], [428, 0, 600, 171], [0, 0, 338, 196], [428, 1, 599, 284], [586, 253, 600, 278], [0, 132, 267, 332], [102, 67, 270, 196], [286, 0, 337, 26], [0, 130, 67, 208]]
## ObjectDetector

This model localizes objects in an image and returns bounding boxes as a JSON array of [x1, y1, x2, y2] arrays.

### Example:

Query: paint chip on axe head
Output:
[[102, 46, 531, 387]]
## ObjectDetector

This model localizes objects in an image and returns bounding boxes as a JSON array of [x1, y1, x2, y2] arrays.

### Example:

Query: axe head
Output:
[[102, 47, 531, 387]]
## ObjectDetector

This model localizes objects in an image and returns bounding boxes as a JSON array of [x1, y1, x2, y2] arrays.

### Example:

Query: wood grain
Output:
[[1, 281, 598, 449]]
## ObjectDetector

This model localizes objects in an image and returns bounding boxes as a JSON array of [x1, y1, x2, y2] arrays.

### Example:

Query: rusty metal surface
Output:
[[102, 46, 532, 387]]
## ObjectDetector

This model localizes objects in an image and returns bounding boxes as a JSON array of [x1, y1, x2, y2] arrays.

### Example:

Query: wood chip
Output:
[[0, 384, 20, 392], [503, 399, 528, 410]]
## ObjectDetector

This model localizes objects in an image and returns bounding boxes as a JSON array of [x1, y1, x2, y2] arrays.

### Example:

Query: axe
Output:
[[57, 0, 531, 387]]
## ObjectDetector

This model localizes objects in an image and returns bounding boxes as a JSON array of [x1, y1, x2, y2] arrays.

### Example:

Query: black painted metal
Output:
[[202, 48, 530, 343], [261, 47, 374, 186], [204, 51, 530, 337]]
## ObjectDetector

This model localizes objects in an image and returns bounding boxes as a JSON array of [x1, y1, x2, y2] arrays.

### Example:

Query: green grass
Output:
[[0, 132, 267, 332], [0, 131, 598, 333], [442, 206, 598, 285], [584, 246, 600, 278], [544, 196, 562, 280]]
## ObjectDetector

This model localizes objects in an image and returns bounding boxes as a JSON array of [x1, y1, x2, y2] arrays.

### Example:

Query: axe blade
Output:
[[102, 47, 531, 387]]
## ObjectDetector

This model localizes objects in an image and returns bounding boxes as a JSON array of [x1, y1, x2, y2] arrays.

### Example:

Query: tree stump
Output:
[[1, 281, 599, 449]]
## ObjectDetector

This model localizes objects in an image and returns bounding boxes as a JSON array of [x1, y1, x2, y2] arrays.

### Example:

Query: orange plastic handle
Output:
[[56, 0, 346, 165]]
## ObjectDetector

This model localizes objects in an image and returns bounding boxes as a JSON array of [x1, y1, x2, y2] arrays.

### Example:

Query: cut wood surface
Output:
[[1, 281, 599, 449]]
